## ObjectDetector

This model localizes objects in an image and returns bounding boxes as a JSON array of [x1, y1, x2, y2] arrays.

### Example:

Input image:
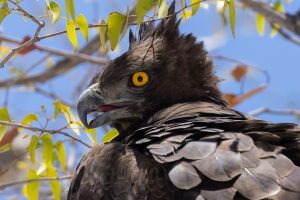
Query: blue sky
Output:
[[0, 0, 300, 198]]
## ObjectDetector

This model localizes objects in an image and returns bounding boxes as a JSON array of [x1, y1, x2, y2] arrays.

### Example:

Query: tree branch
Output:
[[248, 107, 300, 117], [238, 0, 300, 37], [1, 0, 45, 68], [0, 175, 72, 190], [0, 120, 92, 148], [0, 5, 138, 88], [0, 35, 107, 64]]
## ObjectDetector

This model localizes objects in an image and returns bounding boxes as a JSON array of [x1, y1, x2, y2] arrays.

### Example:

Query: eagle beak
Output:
[[77, 83, 104, 128], [77, 83, 139, 129]]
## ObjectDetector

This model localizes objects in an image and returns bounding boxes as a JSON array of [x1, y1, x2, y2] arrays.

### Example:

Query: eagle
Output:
[[68, 4, 300, 200]]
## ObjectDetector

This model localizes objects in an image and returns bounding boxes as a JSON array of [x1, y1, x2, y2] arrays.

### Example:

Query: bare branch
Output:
[[0, 22, 44, 68], [0, 35, 107, 64], [0, 5, 138, 88], [248, 107, 300, 117], [1, 1, 46, 68], [277, 28, 300, 46], [0, 175, 72, 190], [0, 120, 92, 148], [239, 0, 300, 37]]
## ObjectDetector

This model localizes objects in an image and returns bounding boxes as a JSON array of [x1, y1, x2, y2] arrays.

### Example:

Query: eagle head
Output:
[[77, 3, 223, 134]]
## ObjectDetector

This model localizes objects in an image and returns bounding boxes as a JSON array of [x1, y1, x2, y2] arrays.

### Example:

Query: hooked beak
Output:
[[77, 83, 137, 129], [77, 83, 104, 128]]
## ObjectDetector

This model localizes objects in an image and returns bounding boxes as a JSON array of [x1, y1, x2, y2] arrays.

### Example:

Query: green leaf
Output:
[[55, 141, 66, 170], [99, 19, 106, 51], [46, 166, 61, 200], [256, 14, 265, 36], [26, 169, 40, 200], [41, 133, 54, 167], [48, 1, 61, 24], [107, 12, 125, 50], [136, 0, 153, 25], [27, 135, 39, 165], [65, 0, 75, 20], [0, 0, 9, 24], [53, 99, 80, 135], [66, 20, 78, 51], [191, 0, 201, 16], [21, 113, 38, 126], [0, 107, 11, 142], [229, 0, 236, 38], [158, 0, 168, 19], [76, 13, 89, 41], [271, 1, 284, 37], [101, 128, 119, 142]]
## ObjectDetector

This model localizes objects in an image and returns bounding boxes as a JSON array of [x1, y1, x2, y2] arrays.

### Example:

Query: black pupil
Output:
[[137, 76, 143, 82]]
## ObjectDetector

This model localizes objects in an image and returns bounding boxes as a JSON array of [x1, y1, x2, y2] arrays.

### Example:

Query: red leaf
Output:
[[231, 65, 248, 82], [0, 126, 18, 147], [18, 35, 36, 55]]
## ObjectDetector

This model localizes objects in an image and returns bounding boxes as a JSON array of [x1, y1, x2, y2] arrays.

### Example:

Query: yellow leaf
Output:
[[101, 128, 119, 143], [179, 0, 187, 19], [223, 0, 228, 13], [0, 143, 11, 153], [0, 107, 11, 142], [26, 169, 40, 200], [271, 1, 284, 37], [99, 19, 106, 51], [182, 9, 192, 21], [107, 12, 125, 50], [55, 141, 66, 170], [158, 0, 168, 19], [46, 166, 61, 200], [48, 1, 61, 24], [41, 133, 54, 167], [229, 0, 236, 38], [256, 14, 265, 36], [136, 0, 154, 25], [66, 20, 78, 51], [120, 7, 130, 40], [76, 13, 89, 41], [53, 99, 80, 135], [27, 135, 39, 165], [17, 161, 28, 170], [65, 0, 75, 20], [21, 113, 38, 126], [191, 0, 201, 16], [0, 46, 10, 55], [37, 163, 47, 175]]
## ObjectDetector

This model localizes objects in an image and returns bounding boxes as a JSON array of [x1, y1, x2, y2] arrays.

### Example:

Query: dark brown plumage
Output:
[[68, 4, 300, 200]]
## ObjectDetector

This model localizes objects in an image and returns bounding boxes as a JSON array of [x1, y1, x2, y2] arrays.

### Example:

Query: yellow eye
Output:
[[132, 71, 149, 87]]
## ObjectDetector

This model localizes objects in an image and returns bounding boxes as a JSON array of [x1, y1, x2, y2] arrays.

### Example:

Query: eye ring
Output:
[[132, 71, 149, 87]]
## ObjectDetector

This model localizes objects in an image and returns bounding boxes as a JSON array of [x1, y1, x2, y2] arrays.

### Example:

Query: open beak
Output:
[[77, 83, 137, 128]]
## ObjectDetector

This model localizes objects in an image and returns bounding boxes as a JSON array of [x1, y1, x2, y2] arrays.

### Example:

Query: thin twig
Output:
[[0, 35, 107, 65], [277, 28, 300, 46], [0, 22, 44, 68], [0, 120, 92, 148], [238, 0, 300, 37], [0, 175, 72, 190], [34, 86, 75, 108], [1, 1, 46, 68], [248, 107, 300, 117]]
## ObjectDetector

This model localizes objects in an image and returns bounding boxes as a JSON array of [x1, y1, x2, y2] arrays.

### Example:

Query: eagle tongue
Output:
[[100, 105, 118, 112]]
